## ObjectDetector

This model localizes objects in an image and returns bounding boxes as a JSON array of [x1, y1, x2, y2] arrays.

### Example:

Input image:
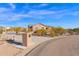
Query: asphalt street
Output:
[[26, 35, 79, 56]]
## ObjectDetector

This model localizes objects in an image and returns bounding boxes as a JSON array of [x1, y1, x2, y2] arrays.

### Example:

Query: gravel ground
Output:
[[0, 43, 23, 56], [32, 36, 52, 43]]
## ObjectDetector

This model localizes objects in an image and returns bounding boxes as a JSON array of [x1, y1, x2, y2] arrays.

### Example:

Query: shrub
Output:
[[34, 29, 47, 36]]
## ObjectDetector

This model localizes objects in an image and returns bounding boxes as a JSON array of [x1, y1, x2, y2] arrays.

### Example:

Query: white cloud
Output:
[[0, 6, 68, 22], [38, 3, 48, 7], [8, 14, 31, 21], [28, 10, 56, 15], [0, 8, 10, 13], [9, 3, 15, 10], [71, 11, 79, 16], [25, 10, 66, 19], [0, 4, 78, 23]]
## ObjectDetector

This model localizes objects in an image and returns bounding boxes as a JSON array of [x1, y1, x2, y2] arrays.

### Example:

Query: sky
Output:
[[0, 3, 79, 28]]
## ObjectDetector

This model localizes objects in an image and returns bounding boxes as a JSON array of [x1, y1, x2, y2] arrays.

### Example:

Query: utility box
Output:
[[22, 32, 33, 47]]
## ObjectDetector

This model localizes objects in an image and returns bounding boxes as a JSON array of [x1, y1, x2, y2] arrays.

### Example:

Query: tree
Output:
[[13, 27, 22, 33], [21, 28, 27, 32], [67, 28, 79, 35], [54, 27, 65, 35], [28, 27, 33, 32], [49, 30, 56, 37], [33, 26, 66, 37], [0, 28, 3, 34], [46, 27, 57, 37], [34, 29, 47, 36]]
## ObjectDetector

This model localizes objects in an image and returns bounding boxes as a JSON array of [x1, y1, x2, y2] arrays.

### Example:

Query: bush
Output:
[[33, 27, 66, 37], [34, 29, 47, 36], [49, 31, 56, 37]]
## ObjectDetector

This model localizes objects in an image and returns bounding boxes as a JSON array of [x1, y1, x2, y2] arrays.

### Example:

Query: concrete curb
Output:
[[15, 43, 41, 56]]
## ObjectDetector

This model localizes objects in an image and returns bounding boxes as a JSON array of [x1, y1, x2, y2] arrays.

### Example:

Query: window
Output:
[[46, 27, 48, 29]]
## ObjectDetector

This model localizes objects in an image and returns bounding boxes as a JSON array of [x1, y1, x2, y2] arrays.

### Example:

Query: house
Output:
[[28, 23, 49, 31]]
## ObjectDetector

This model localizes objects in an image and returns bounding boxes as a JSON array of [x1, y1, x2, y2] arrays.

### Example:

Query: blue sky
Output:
[[0, 3, 79, 28]]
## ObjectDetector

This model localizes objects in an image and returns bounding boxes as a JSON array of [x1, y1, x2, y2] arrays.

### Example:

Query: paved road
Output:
[[26, 35, 79, 56]]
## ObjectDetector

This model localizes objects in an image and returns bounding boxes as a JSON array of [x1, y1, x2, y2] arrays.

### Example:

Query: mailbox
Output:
[[22, 32, 33, 47]]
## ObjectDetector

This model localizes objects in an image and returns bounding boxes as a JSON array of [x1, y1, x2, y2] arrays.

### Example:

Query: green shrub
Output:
[[34, 29, 47, 36]]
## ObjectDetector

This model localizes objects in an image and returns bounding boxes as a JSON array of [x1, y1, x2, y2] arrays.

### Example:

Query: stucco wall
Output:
[[0, 34, 23, 43], [32, 24, 47, 31]]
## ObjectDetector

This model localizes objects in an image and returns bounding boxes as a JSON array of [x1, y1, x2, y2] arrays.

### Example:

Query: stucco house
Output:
[[28, 23, 50, 31]]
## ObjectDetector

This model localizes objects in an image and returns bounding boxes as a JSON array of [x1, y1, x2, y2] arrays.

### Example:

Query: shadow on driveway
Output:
[[6, 40, 22, 45]]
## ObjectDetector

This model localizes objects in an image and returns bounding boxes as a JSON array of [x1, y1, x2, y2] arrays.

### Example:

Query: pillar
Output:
[[22, 32, 33, 47]]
